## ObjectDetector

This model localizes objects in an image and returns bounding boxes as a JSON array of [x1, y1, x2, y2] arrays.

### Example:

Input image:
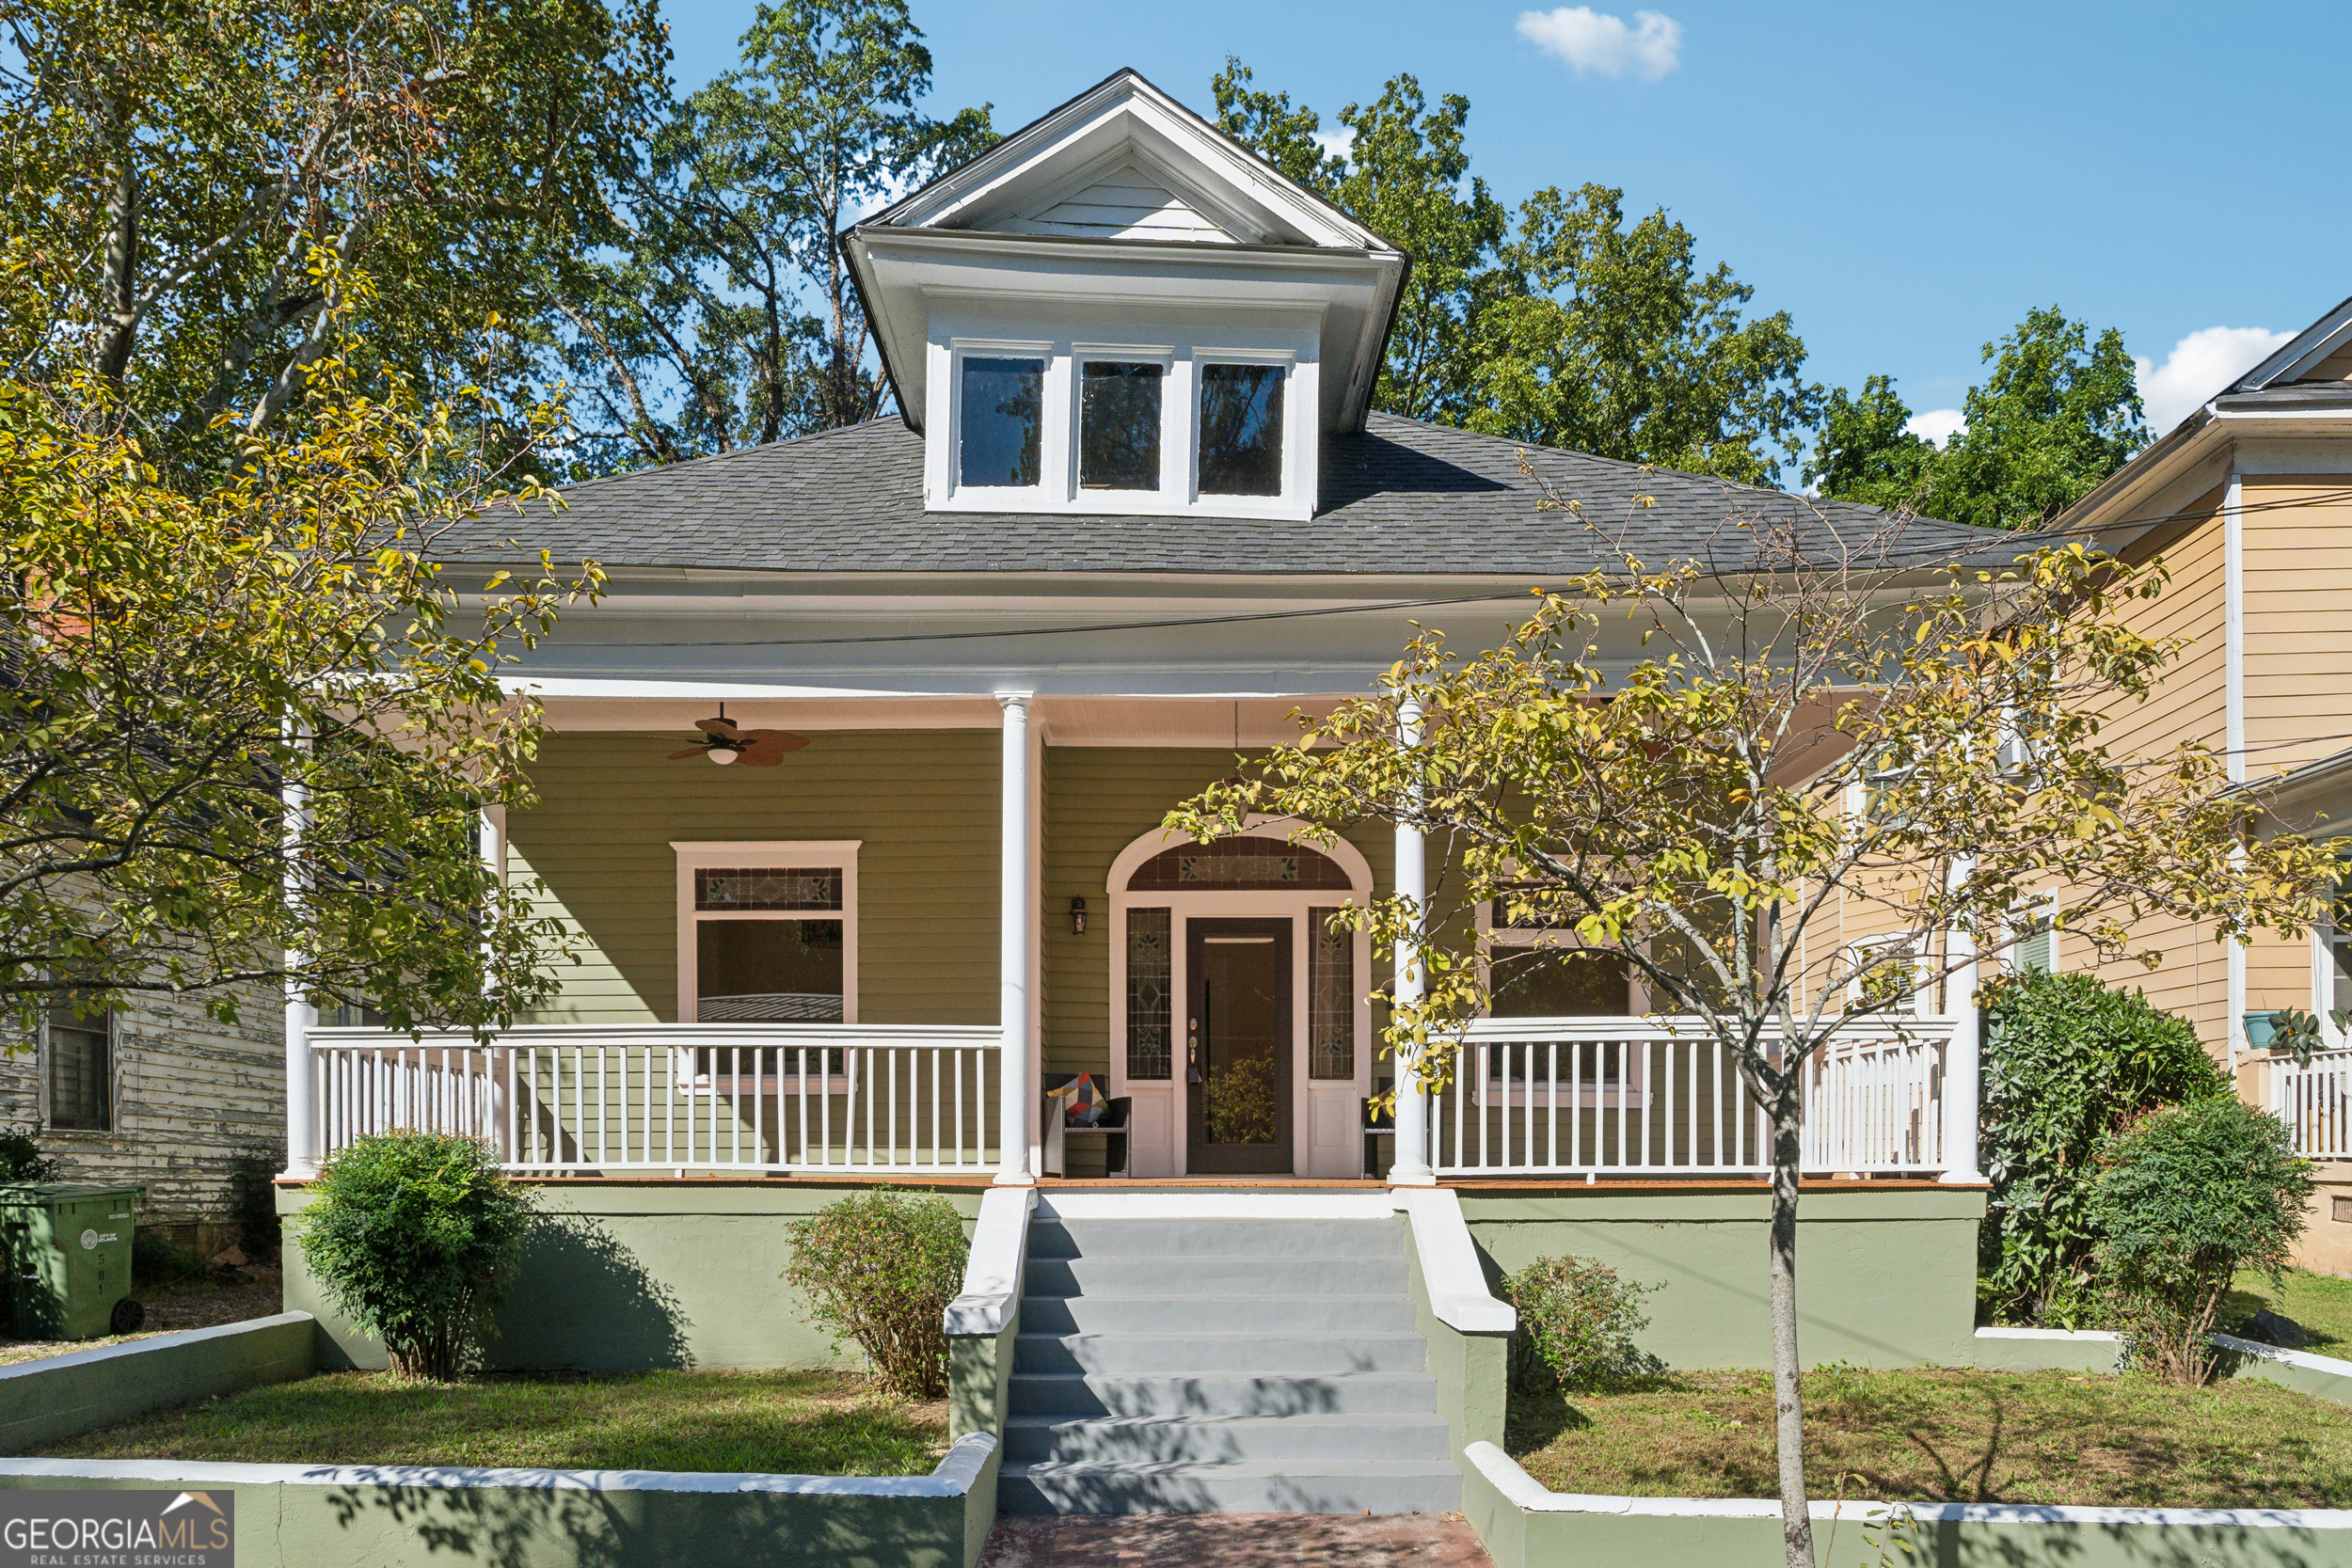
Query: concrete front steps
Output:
[[998, 1204, 1461, 1515]]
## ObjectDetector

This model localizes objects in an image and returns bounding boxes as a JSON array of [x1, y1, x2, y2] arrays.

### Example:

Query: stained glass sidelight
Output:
[[1309, 909, 1355, 1079], [1126, 907, 1173, 1079]]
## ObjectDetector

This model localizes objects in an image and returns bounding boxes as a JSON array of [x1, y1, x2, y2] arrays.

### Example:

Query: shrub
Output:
[[0, 1126, 59, 1182], [783, 1191, 967, 1400], [1979, 970, 2228, 1324], [294, 1132, 532, 1381], [2090, 1096, 2313, 1385], [1502, 1254, 1661, 1391]]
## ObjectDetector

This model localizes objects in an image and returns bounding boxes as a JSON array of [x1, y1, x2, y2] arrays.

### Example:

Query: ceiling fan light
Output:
[[708, 746, 739, 766]]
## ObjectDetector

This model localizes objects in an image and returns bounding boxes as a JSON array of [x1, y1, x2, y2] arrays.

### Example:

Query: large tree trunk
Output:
[[1770, 1091, 1816, 1568]]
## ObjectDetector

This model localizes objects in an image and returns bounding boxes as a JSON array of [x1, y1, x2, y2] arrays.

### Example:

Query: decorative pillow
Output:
[[1062, 1072, 1104, 1127]]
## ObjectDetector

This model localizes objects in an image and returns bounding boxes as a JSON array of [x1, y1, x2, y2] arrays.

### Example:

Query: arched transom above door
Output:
[[1125, 837, 1354, 892]]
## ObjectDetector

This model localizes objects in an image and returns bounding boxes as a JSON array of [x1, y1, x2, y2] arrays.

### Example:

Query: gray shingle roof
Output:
[[521, 412, 1997, 577]]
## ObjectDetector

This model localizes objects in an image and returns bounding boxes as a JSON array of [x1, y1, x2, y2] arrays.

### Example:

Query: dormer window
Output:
[[958, 356, 1044, 487], [1199, 362, 1284, 497], [1079, 360, 1164, 491]]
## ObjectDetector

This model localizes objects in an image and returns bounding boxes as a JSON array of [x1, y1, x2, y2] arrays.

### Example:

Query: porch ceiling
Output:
[[530, 692, 1342, 747]]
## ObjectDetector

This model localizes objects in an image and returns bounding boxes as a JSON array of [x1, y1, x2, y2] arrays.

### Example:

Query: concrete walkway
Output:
[[978, 1513, 1494, 1566]]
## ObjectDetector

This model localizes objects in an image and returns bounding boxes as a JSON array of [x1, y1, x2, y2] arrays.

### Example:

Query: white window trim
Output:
[[944, 339, 1058, 508], [1069, 342, 1178, 499], [671, 842, 863, 1027], [1470, 899, 1653, 1108], [1845, 934, 1927, 1018], [2005, 893, 2058, 976]]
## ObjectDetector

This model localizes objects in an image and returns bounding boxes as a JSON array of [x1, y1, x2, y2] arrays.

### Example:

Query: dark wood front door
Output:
[[1185, 917, 1293, 1175]]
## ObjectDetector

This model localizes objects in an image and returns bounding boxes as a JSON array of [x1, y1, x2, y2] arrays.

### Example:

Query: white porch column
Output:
[[1389, 694, 1436, 1186], [281, 738, 319, 1179], [995, 691, 1036, 1185], [1939, 854, 1984, 1184]]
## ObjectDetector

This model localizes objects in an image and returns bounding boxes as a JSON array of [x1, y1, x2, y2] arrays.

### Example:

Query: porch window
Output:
[[1309, 910, 1355, 1079], [1197, 362, 1284, 497], [959, 356, 1044, 487], [1126, 908, 1172, 1080], [45, 990, 112, 1132], [675, 844, 860, 1025], [1079, 360, 1163, 490]]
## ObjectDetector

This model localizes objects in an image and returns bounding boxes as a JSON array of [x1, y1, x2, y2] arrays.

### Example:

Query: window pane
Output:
[[47, 996, 109, 1131], [1491, 949, 1631, 1018], [959, 356, 1043, 487], [697, 919, 844, 1022], [1126, 908, 1172, 1080], [1080, 362, 1162, 491], [1309, 910, 1355, 1079], [1198, 363, 1284, 496], [695, 867, 841, 911]]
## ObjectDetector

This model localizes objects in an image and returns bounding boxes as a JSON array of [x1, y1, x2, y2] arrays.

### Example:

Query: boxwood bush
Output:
[[2090, 1096, 2313, 1384], [784, 1190, 967, 1400], [1979, 970, 2228, 1325], [294, 1132, 532, 1381]]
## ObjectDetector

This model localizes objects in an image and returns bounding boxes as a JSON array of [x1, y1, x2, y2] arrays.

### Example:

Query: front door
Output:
[[1185, 918, 1293, 1174]]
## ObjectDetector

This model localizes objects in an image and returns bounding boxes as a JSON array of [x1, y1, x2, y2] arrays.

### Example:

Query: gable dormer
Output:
[[841, 70, 1406, 523]]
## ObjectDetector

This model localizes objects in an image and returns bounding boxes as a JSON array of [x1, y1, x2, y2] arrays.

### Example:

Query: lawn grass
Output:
[[39, 1369, 949, 1476], [2225, 1267, 2352, 1353], [1505, 1366, 2352, 1508]]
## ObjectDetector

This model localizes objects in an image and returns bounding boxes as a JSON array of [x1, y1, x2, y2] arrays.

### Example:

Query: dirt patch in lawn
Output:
[[40, 1368, 950, 1476], [1506, 1367, 2352, 1509], [0, 1273, 283, 1368]]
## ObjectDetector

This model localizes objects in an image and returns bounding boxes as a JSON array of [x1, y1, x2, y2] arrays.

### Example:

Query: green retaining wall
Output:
[[1457, 1184, 1985, 1369], [277, 1180, 984, 1372], [1462, 1443, 2352, 1568], [0, 1313, 314, 1452], [0, 1436, 1000, 1568]]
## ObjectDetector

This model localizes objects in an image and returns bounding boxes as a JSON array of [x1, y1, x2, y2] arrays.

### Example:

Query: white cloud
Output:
[[1905, 408, 1966, 447], [2134, 325, 2295, 436], [1313, 128, 1356, 167], [1516, 7, 1683, 80]]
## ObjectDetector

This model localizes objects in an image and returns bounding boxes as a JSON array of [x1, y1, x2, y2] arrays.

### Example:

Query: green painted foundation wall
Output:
[[0, 1314, 314, 1451], [1459, 1186, 1987, 1369], [278, 1181, 983, 1372], [0, 1468, 988, 1568]]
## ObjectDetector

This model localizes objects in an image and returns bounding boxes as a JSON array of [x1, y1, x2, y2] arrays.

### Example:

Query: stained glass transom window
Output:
[[1126, 907, 1172, 1080], [1127, 838, 1351, 891], [694, 867, 842, 911], [1309, 908, 1355, 1080]]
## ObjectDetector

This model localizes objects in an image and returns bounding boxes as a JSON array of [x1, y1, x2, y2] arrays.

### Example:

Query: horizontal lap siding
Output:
[[2085, 496, 2233, 1054], [1041, 747, 1396, 1089], [2244, 478, 2352, 775], [509, 731, 998, 1026]]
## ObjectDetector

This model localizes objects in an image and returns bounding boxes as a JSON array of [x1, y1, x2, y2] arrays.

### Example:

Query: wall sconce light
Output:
[[1070, 896, 1088, 936]]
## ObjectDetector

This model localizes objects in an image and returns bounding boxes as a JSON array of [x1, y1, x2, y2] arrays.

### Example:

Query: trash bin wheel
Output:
[[109, 1297, 144, 1336]]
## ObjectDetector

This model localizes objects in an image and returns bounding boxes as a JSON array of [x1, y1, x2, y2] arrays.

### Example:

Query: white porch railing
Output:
[[1424, 1016, 1950, 1178], [2268, 1046, 2352, 1160], [308, 1024, 1004, 1174]]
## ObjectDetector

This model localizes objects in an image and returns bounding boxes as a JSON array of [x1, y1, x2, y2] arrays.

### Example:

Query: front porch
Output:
[[283, 695, 1974, 1188]]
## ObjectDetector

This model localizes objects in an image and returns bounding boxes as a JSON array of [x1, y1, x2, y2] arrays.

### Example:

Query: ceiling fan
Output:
[[668, 705, 810, 767]]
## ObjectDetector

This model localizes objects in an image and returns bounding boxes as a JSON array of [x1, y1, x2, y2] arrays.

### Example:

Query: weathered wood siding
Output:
[[509, 731, 1000, 1026], [0, 983, 282, 1241]]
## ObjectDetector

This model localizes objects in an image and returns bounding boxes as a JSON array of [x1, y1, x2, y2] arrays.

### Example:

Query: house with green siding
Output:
[[282, 69, 1995, 1517]]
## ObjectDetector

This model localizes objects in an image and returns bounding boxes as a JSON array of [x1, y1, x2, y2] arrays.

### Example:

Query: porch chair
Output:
[[1041, 1071, 1131, 1178]]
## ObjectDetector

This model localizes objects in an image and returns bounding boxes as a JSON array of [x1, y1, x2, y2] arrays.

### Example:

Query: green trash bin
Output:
[[0, 1184, 143, 1340]]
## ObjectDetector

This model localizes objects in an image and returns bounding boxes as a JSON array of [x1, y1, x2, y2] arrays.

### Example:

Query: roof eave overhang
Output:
[[841, 225, 1406, 436], [2050, 397, 2352, 553]]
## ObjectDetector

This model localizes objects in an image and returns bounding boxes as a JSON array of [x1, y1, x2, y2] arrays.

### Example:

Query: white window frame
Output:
[[1187, 347, 1302, 510], [1470, 898, 1652, 1108], [2005, 893, 2058, 976], [945, 340, 1058, 507], [671, 842, 863, 1026], [1069, 342, 1179, 498], [1845, 935, 1926, 1018]]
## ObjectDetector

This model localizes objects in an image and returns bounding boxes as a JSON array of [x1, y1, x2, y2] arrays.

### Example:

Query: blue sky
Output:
[[665, 0, 2349, 443]]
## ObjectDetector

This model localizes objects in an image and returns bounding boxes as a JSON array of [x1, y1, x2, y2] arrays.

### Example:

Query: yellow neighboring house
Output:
[[2056, 292, 2352, 1273]]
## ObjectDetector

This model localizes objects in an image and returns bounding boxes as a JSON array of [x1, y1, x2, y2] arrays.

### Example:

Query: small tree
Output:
[[1168, 503, 2338, 1567], [294, 1131, 533, 1380], [1979, 970, 2228, 1325], [2090, 1097, 2313, 1384], [783, 1190, 967, 1400], [0, 284, 600, 1035]]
